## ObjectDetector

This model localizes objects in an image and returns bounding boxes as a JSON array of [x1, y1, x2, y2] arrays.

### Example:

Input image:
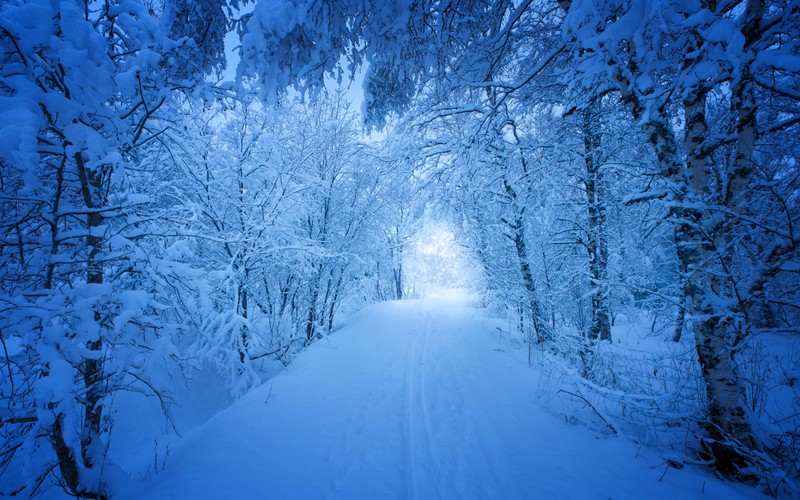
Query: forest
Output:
[[0, 0, 799, 498]]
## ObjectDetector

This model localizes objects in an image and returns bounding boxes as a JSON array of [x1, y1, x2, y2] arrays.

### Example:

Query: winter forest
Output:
[[1, 0, 799, 498]]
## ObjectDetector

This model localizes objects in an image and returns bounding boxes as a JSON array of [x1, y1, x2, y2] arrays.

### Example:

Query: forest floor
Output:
[[122, 293, 765, 499]]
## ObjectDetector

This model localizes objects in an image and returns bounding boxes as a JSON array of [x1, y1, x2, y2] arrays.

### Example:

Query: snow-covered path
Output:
[[126, 295, 761, 499]]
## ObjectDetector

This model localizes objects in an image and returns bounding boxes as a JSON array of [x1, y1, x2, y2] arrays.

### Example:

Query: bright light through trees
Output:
[[1, 0, 798, 497], [404, 222, 480, 298]]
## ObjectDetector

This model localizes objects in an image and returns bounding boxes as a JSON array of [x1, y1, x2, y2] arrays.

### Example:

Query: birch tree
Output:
[[560, 0, 800, 478]]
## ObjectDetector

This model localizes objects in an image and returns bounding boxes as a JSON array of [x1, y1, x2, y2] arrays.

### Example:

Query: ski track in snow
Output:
[[123, 294, 766, 500], [404, 308, 422, 499]]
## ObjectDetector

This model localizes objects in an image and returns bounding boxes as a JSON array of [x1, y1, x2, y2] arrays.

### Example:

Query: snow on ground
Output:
[[120, 294, 765, 499]]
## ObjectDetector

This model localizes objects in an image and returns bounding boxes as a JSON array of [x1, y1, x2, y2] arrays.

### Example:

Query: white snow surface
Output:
[[123, 294, 763, 499]]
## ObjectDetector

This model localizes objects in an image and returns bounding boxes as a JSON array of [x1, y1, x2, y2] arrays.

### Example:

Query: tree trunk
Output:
[[683, 29, 761, 471], [393, 266, 403, 300], [673, 301, 686, 343], [391, 235, 404, 300], [306, 267, 322, 344], [695, 314, 758, 475], [582, 104, 611, 342], [49, 413, 86, 497], [558, 12, 762, 473], [502, 177, 548, 344], [82, 209, 104, 469], [327, 273, 344, 333], [239, 280, 249, 364], [70, 153, 106, 499]]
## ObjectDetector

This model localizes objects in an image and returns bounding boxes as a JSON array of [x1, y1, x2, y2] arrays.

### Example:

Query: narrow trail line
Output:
[[404, 308, 423, 499], [125, 295, 763, 500]]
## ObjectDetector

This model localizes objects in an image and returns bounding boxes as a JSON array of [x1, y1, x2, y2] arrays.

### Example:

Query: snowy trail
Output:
[[125, 295, 762, 499]]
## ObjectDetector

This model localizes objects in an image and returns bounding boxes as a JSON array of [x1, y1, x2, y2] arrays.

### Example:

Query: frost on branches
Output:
[[0, 0, 232, 497], [1, 0, 798, 496]]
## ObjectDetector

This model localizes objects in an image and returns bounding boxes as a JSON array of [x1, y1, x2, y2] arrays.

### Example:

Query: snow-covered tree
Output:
[[561, 0, 800, 478], [0, 0, 234, 495]]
